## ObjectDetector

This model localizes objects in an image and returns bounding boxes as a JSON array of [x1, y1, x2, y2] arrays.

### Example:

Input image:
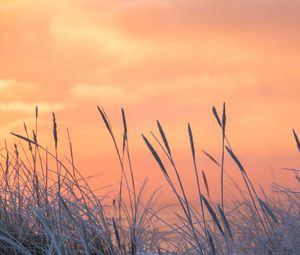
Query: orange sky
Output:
[[0, 0, 299, 203]]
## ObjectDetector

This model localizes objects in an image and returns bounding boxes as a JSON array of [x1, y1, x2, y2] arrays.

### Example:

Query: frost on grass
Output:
[[0, 105, 299, 254]]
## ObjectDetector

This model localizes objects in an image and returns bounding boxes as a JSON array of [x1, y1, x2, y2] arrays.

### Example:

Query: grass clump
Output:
[[0, 104, 298, 254]]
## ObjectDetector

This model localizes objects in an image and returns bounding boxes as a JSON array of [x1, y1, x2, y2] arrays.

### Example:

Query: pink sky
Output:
[[0, 0, 299, 203]]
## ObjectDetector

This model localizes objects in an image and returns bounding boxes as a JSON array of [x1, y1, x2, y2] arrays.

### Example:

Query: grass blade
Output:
[[207, 229, 216, 255], [112, 217, 121, 250], [121, 108, 127, 153], [52, 112, 58, 149], [218, 205, 233, 241], [188, 123, 195, 160], [97, 105, 111, 132], [202, 171, 210, 198], [292, 129, 300, 153], [11, 132, 36, 145], [212, 106, 221, 127], [225, 146, 246, 174], [258, 198, 278, 223], [201, 194, 224, 235], [222, 102, 226, 131], [202, 150, 221, 167], [142, 134, 169, 178], [157, 120, 171, 156]]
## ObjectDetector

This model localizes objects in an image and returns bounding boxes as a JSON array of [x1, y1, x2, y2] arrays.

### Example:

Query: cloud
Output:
[[71, 83, 137, 104], [70, 72, 257, 108], [0, 79, 17, 90], [0, 102, 65, 113], [0, 79, 36, 90], [48, 6, 155, 63]]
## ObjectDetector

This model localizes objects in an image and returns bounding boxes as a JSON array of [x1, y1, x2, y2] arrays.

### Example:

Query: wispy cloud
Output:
[[0, 102, 65, 113], [71, 83, 137, 104], [0, 79, 36, 90]]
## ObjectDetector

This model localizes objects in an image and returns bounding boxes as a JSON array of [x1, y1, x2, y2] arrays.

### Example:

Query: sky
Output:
[[0, 0, 299, 203]]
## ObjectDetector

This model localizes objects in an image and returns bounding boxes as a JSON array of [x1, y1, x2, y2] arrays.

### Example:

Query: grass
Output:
[[0, 103, 298, 254]]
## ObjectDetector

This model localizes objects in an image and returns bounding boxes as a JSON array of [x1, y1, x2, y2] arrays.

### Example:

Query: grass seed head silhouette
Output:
[[1, 104, 299, 254]]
